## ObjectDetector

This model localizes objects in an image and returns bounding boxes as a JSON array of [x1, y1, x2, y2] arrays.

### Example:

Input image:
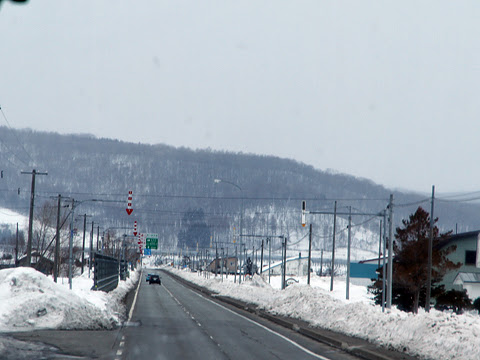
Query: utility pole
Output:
[[54, 195, 61, 282], [281, 239, 285, 289], [21, 169, 48, 266], [215, 242, 218, 277], [15, 223, 19, 267], [378, 220, 383, 272], [307, 224, 313, 285], [346, 207, 352, 300], [253, 245, 256, 271], [243, 245, 247, 282], [387, 194, 394, 309], [284, 237, 287, 289], [234, 245, 237, 284], [260, 239, 264, 275], [330, 201, 337, 292], [89, 220, 94, 277], [239, 243, 242, 284], [268, 237, 271, 284], [122, 234, 126, 278], [68, 198, 75, 290], [320, 249, 323, 276], [426, 185, 435, 312], [221, 248, 224, 282], [96, 225, 100, 251], [382, 210, 387, 312], [80, 214, 88, 274]]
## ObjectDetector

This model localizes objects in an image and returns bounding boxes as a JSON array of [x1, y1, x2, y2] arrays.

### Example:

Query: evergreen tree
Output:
[[435, 289, 472, 314], [369, 207, 460, 313], [177, 209, 211, 250]]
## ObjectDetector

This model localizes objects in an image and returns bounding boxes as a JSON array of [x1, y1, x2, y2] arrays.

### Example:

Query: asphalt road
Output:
[[120, 270, 359, 360], [4, 270, 406, 360]]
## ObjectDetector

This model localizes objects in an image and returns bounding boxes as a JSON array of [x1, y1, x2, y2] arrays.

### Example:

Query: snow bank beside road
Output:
[[165, 267, 480, 360], [0, 267, 139, 332]]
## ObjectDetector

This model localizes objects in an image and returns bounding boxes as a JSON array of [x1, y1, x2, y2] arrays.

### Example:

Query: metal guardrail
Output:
[[93, 253, 119, 292]]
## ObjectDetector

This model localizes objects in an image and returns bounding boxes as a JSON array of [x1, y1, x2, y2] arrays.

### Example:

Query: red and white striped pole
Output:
[[126, 191, 133, 215]]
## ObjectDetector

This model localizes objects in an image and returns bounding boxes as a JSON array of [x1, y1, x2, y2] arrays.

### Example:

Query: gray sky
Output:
[[1, 1, 479, 193]]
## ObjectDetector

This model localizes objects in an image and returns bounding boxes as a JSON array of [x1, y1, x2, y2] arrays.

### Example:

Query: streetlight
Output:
[[214, 178, 244, 283]]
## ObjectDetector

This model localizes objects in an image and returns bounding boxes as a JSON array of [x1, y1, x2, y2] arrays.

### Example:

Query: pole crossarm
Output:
[[239, 234, 285, 239], [306, 210, 385, 217]]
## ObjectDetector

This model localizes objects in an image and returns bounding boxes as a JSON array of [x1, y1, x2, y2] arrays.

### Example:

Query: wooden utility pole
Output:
[[89, 220, 94, 277], [282, 237, 287, 290], [268, 237, 272, 283], [15, 223, 19, 267], [378, 220, 383, 271], [330, 201, 337, 292], [426, 186, 435, 312], [382, 210, 387, 312], [22, 169, 48, 267], [346, 206, 352, 300], [260, 239, 264, 275], [387, 194, 394, 309], [54, 194, 61, 282], [68, 198, 75, 290], [96, 225, 100, 251], [307, 224, 312, 285], [81, 214, 88, 274]]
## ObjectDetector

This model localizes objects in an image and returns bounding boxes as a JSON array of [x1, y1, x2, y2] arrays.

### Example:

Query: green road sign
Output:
[[146, 234, 158, 249]]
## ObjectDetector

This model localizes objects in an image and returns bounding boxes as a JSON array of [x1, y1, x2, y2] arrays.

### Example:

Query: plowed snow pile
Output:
[[0, 267, 138, 332]]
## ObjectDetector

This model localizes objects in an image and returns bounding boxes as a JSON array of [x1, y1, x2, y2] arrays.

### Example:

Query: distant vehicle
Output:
[[149, 275, 161, 285], [146, 273, 153, 282]]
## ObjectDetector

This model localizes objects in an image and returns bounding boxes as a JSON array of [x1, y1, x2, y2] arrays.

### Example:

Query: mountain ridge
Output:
[[0, 126, 479, 253]]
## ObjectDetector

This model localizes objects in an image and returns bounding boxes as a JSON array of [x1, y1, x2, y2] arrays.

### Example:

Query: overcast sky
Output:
[[1, 1, 479, 193]]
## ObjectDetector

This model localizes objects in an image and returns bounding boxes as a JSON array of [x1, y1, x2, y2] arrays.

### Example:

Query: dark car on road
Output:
[[149, 275, 161, 285]]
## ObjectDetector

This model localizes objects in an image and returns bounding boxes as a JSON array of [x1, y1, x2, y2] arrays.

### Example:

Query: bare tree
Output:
[[32, 201, 58, 259]]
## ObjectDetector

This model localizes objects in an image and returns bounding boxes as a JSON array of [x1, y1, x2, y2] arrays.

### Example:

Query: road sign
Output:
[[145, 233, 158, 249], [144, 248, 151, 255]]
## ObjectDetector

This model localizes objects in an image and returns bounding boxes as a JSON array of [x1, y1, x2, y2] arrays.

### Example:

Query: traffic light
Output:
[[301, 200, 306, 227]]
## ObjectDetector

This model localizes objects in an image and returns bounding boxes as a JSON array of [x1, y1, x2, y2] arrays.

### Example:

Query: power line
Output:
[[0, 107, 35, 166], [33, 189, 389, 203]]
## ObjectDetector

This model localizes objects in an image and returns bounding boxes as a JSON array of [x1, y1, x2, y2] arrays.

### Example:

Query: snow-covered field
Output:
[[0, 267, 139, 332], [164, 266, 480, 360]]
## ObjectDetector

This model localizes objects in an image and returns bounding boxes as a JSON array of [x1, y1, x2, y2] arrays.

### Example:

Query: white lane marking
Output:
[[189, 290, 331, 360], [128, 271, 143, 322], [164, 273, 330, 360], [116, 350, 123, 356], [119, 341, 124, 347]]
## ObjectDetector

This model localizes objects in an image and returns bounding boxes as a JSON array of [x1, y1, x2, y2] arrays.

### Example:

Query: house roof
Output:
[[437, 230, 480, 249], [453, 272, 480, 285]]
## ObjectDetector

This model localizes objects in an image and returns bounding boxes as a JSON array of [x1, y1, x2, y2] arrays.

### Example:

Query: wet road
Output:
[[120, 270, 359, 360]]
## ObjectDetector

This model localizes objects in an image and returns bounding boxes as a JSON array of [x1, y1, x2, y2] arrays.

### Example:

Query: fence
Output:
[[92, 253, 119, 292]]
